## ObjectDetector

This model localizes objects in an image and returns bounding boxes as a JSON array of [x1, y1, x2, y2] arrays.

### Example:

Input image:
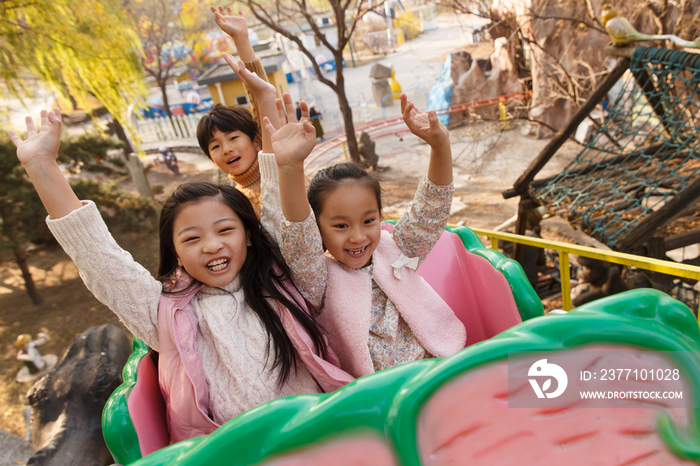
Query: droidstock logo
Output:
[[528, 359, 568, 398]]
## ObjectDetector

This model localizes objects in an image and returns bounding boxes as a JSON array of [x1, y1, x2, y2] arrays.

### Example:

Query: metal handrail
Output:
[[468, 226, 700, 317]]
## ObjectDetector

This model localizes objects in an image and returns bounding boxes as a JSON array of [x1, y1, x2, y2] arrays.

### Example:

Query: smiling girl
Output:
[[265, 94, 466, 378], [8, 109, 352, 443]]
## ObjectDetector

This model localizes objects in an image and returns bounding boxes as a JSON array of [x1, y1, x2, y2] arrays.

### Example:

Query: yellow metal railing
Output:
[[468, 227, 700, 316]]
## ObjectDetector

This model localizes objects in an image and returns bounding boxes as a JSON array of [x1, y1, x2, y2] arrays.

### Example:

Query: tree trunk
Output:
[[159, 78, 180, 137], [14, 245, 43, 305], [109, 118, 135, 153], [335, 61, 360, 163], [159, 78, 173, 119]]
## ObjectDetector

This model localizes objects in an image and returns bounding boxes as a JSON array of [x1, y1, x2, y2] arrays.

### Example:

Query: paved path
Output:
[[287, 13, 491, 133], [0, 429, 33, 466]]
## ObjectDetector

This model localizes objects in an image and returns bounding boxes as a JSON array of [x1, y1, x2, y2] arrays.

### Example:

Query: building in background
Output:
[[197, 54, 289, 107]]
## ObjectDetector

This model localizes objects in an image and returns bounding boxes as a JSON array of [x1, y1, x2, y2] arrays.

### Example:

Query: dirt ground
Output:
[[0, 160, 215, 437], [0, 122, 581, 438]]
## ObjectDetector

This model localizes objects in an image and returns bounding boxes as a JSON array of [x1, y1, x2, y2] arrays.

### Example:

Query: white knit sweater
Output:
[[45, 154, 318, 426]]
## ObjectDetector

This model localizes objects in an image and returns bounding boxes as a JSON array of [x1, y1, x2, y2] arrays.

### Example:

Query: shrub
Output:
[[70, 179, 156, 232]]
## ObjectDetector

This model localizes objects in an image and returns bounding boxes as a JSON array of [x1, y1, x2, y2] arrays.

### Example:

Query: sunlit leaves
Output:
[[1, 0, 147, 137]]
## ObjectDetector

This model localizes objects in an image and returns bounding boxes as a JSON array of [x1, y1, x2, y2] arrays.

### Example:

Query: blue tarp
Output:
[[428, 53, 453, 126]]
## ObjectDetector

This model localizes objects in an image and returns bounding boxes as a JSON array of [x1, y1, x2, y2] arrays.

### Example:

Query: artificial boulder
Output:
[[26, 324, 131, 466], [490, 0, 700, 135], [450, 38, 523, 125], [370, 63, 393, 107]]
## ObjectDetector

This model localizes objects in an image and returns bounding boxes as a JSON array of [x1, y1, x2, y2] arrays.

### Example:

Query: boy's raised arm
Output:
[[221, 56, 279, 153], [8, 109, 82, 219], [211, 7, 257, 63]]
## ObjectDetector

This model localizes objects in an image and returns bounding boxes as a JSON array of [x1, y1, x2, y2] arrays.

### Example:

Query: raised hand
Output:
[[263, 99, 316, 168], [223, 55, 276, 98], [267, 96, 315, 222], [7, 109, 63, 169], [7, 108, 82, 218], [401, 93, 449, 150], [211, 6, 248, 42]]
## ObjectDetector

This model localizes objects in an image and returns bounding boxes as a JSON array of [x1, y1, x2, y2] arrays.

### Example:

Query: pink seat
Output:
[[111, 226, 525, 464], [127, 352, 170, 456], [382, 224, 522, 345]]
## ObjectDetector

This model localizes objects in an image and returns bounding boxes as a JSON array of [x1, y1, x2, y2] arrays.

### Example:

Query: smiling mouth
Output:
[[207, 258, 229, 271], [346, 246, 368, 257], [227, 156, 241, 165]]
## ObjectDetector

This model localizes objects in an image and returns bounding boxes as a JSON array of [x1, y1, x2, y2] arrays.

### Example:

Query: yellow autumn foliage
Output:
[[1, 0, 147, 140]]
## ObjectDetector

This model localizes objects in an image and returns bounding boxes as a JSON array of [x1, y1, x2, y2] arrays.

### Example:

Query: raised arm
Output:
[[211, 6, 257, 63], [7, 109, 82, 219], [220, 55, 277, 152], [263, 103, 316, 222], [394, 94, 454, 261], [400, 93, 452, 185], [264, 106, 327, 307], [8, 110, 162, 348]]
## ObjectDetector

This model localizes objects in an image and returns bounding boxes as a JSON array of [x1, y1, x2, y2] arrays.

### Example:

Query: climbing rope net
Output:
[[531, 47, 700, 250]]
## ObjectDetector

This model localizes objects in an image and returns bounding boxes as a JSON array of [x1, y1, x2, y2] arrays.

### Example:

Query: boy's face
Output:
[[208, 128, 261, 176]]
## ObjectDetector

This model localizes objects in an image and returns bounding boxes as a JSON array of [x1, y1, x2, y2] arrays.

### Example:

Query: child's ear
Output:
[[253, 134, 262, 152], [246, 231, 252, 247], [177, 257, 183, 267]]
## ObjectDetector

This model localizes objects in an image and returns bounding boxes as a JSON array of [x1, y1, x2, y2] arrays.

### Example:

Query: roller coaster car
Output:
[[103, 226, 700, 465]]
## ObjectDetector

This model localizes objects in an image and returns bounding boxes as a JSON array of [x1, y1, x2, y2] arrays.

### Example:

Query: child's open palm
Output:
[[263, 100, 316, 168], [211, 6, 248, 42], [401, 94, 449, 149], [223, 55, 275, 97], [7, 109, 62, 168]]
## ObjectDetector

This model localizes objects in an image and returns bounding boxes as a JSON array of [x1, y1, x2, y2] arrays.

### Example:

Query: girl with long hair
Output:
[[8, 110, 351, 443]]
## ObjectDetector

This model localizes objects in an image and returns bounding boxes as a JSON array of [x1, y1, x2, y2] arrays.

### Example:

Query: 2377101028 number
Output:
[[598, 368, 680, 381]]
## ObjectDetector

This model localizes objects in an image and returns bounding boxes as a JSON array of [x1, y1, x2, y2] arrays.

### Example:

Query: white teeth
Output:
[[207, 259, 228, 271], [347, 246, 367, 255]]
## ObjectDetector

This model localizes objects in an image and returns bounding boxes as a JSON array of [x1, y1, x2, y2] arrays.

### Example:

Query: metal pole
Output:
[[559, 251, 572, 311], [349, 41, 356, 68]]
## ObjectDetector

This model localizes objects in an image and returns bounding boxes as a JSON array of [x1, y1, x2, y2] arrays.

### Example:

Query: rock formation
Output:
[[491, 0, 700, 135], [450, 38, 523, 125], [26, 325, 131, 466]]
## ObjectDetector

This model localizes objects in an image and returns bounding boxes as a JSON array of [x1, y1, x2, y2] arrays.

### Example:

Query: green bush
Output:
[[1, 133, 155, 255], [58, 132, 124, 165], [70, 178, 156, 232]]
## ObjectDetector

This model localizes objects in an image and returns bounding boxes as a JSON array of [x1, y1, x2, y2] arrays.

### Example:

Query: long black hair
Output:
[[307, 162, 382, 218], [158, 182, 327, 385]]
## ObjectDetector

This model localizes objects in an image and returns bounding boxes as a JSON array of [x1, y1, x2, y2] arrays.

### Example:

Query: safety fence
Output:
[[137, 114, 202, 144], [469, 226, 700, 319]]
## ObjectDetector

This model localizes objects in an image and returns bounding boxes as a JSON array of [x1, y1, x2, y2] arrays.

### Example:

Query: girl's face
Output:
[[207, 128, 261, 176], [172, 197, 250, 288], [317, 183, 381, 269]]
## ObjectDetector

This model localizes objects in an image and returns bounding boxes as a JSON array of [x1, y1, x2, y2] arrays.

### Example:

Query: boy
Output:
[[197, 7, 305, 221]]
